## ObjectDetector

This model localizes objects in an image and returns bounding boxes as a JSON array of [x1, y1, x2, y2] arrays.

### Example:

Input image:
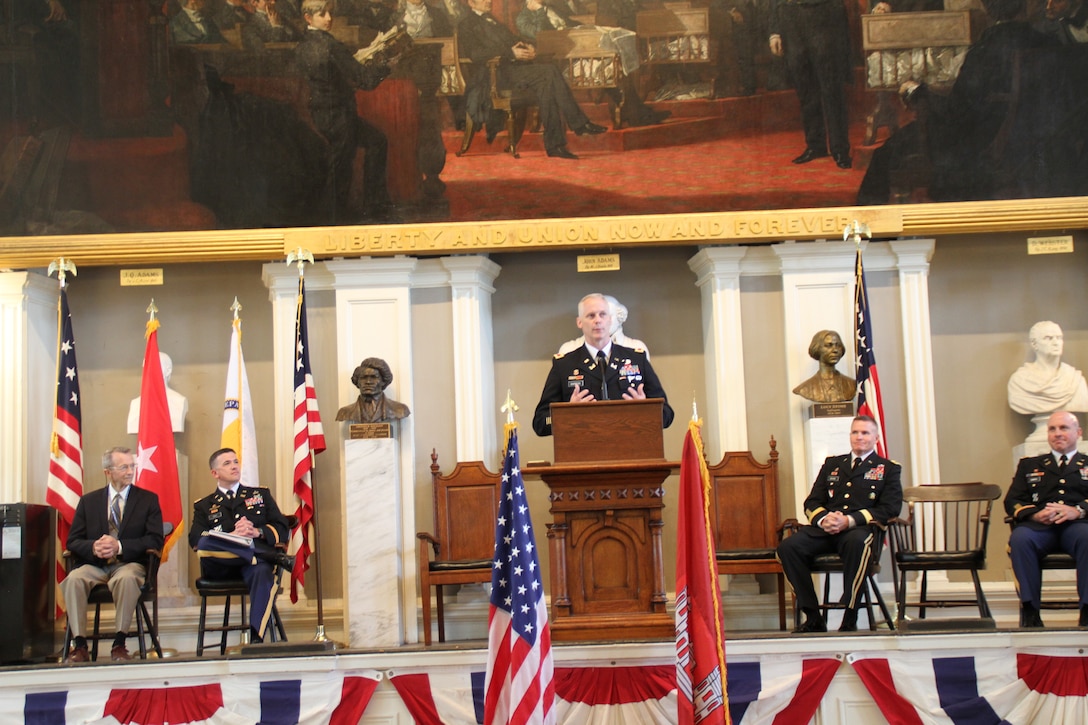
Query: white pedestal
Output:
[[159, 453, 194, 607], [802, 414, 854, 487], [343, 437, 403, 647]]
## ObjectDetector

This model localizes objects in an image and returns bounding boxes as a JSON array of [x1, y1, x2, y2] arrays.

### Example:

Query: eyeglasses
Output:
[[109, 464, 136, 472]]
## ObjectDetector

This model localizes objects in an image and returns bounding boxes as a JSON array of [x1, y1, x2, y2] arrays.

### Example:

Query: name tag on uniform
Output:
[[567, 373, 584, 389]]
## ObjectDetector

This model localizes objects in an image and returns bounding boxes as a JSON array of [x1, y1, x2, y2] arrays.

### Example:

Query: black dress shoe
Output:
[[839, 609, 858, 632], [275, 553, 296, 572], [792, 148, 828, 164], [1020, 603, 1044, 628], [626, 109, 671, 127], [833, 153, 852, 169], [574, 121, 607, 136], [793, 616, 827, 633], [546, 146, 579, 159]]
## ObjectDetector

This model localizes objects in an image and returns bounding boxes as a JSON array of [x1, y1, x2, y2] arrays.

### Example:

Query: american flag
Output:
[[676, 419, 729, 725], [289, 278, 326, 603], [855, 250, 888, 457], [46, 288, 83, 610], [484, 425, 555, 725]]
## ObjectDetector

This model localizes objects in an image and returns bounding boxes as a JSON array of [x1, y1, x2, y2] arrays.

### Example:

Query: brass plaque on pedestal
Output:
[[813, 402, 855, 418], [349, 423, 392, 439]]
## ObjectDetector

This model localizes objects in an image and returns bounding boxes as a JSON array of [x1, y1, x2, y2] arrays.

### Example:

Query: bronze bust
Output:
[[336, 357, 411, 424], [792, 330, 857, 403]]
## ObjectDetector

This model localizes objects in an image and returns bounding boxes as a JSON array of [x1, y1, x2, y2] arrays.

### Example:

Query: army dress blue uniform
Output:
[[1005, 451, 1088, 612], [777, 452, 903, 620], [532, 343, 675, 437], [190, 485, 290, 640]]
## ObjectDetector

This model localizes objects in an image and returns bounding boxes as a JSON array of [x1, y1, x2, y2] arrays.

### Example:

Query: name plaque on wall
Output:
[[349, 423, 392, 439]]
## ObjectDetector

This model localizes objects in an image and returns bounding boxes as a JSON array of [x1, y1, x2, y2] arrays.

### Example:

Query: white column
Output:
[[890, 238, 939, 486], [325, 257, 419, 645], [688, 246, 749, 462], [773, 241, 859, 518], [0, 272, 58, 505], [440, 256, 501, 464]]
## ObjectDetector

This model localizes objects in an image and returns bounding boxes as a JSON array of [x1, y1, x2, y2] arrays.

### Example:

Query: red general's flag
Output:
[[46, 287, 83, 614], [676, 419, 730, 725], [289, 278, 325, 602], [135, 317, 182, 559]]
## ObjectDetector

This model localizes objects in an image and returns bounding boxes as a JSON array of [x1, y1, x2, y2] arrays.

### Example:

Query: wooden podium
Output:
[[524, 399, 677, 642]]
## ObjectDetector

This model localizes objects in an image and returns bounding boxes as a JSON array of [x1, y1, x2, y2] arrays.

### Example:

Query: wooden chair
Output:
[[808, 550, 894, 631], [707, 436, 789, 630], [888, 483, 1001, 625], [456, 32, 538, 159], [61, 522, 170, 661], [635, 7, 716, 97], [1005, 515, 1081, 613], [194, 515, 295, 656], [417, 450, 501, 645], [535, 28, 625, 128], [414, 36, 465, 97]]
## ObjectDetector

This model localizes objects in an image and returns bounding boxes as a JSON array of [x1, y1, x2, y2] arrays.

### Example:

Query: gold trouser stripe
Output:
[[845, 530, 876, 609], [198, 550, 258, 564], [255, 576, 278, 639]]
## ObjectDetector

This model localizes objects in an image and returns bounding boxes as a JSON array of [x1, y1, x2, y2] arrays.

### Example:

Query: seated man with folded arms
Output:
[[777, 415, 902, 633], [459, 0, 608, 159], [1005, 410, 1088, 628], [61, 447, 164, 663], [190, 448, 294, 644], [533, 292, 673, 436]]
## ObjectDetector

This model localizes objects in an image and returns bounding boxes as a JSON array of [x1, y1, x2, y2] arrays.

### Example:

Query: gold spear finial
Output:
[[146, 299, 158, 322], [231, 297, 242, 321], [691, 395, 699, 422], [843, 220, 871, 249], [286, 248, 315, 278], [47, 258, 77, 289], [501, 389, 519, 424]]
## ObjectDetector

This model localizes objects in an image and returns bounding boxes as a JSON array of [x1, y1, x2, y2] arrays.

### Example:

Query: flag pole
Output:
[[287, 248, 339, 648]]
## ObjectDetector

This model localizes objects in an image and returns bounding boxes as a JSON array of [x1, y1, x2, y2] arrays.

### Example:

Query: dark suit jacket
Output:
[[67, 486, 164, 569], [169, 10, 227, 44], [457, 10, 526, 125], [804, 453, 903, 530], [189, 485, 290, 550], [1005, 451, 1088, 529], [532, 343, 674, 436], [242, 11, 302, 50], [294, 28, 391, 112]]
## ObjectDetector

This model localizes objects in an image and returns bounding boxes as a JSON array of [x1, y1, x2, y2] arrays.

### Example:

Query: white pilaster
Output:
[[440, 256, 501, 464], [325, 257, 419, 644], [773, 241, 859, 518], [890, 239, 939, 487], [0, 272, 59, 505], [688, 246, 749, 462]]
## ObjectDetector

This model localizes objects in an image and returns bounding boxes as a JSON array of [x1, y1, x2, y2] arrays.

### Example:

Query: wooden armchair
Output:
[[707, 436, 789, 630], [456, 49, 537, 159], [888, 483, 1001, 626], [417, 450, 502, 645]]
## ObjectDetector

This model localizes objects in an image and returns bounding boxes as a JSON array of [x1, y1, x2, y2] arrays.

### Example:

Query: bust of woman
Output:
[[792, 330, 857, 403]]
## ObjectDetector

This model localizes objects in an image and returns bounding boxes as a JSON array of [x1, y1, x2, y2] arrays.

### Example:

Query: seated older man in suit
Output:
[[60, 447, 164, 663], [459, 0, 607, 158]]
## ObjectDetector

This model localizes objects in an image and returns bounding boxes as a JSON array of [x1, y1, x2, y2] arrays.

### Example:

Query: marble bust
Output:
[[127, 352, 188, 434], [1008, 321, 1088, 415], [557, 294, 651, 358], [792, 330, 858, 403], [336, 357, 411, 424]]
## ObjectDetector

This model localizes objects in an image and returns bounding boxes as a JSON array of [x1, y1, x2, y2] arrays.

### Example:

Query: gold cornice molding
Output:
[[0, 197, 1084, 269]]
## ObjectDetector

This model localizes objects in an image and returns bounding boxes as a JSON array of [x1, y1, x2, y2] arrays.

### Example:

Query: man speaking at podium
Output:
[[533, 293, 674, 436]]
